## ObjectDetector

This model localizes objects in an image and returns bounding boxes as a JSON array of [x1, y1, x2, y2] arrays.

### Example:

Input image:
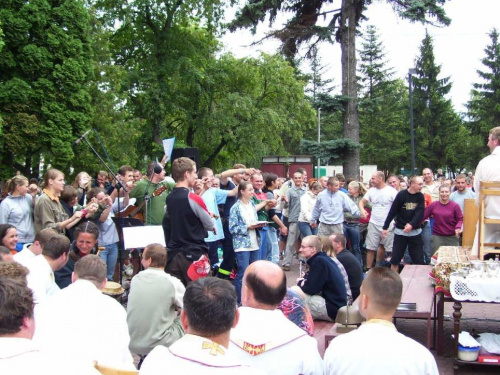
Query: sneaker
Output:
[[281, 264, 291, 271]]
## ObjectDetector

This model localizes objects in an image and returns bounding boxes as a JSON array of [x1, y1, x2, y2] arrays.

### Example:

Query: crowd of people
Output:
[[1, 126, 499, 374]]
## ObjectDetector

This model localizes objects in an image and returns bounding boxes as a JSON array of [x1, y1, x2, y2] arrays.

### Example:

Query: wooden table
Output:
[[325, 265, 435, 349], [395, 265, 435, 349]]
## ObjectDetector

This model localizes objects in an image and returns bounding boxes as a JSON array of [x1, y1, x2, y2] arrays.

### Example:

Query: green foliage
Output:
[[412, 31, 464, 172], [0, 0, 93, 178], [466, 28, 500, 164], [300, 138, 362, 164], [357, 25, 409, 172]]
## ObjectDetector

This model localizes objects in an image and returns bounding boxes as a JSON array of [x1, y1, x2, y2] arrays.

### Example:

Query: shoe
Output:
[[281, 264, 291, 271]]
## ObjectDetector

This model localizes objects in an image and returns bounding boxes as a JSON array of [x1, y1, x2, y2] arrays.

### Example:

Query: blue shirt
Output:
[[311, 190, 360, 225], [201, 188, 228, 242]]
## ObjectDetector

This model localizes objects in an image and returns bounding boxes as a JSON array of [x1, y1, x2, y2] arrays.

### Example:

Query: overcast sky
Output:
[[220, 0, 500, 113]]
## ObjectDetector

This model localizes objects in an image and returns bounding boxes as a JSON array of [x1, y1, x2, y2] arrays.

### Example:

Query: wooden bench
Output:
[[324, 265, 435, 349]]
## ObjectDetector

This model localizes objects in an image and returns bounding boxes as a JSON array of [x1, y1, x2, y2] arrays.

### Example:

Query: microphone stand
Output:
[[143, 172, 155, 226], [77, 132, 129, 291]]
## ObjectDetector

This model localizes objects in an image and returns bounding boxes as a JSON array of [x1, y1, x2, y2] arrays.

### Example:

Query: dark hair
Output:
[[197, 167, 212, 179], [335, 173, 345, 182], [74, 255, 107, 288], [73, 221, 99, 241], [87, 187, 105, 201], [264, 173, 278, 188], [327, 177, 339, 186], [0, 277, 34, 335], [0, 246, 11, 256], [183, 277, 237, 336], [296, 168, 306, 175], [118, 165, 134, 177], [245, 267, 286, 307], [144, 243, 167, 268], [42, 234, 70, 260], [363, 267, 402, 314], [237, 181, 252, 198], [60, 185, 78, 204], [0, 224, 16, 247]]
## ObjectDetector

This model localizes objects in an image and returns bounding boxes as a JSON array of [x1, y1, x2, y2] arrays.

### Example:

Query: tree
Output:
[[411, 31, 463, 171], [467, 28, 500, 165], [229, 0, 450, 178], [357, 25, 409, 172], [0, 0, 94, 178]]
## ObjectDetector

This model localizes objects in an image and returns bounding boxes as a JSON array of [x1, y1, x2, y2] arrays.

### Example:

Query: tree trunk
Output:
[[340, 0, 360, 179]]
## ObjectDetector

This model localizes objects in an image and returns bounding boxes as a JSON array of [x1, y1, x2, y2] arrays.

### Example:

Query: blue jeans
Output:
[[298, 221, 318, 237], [259, 227, 269, 260], [421, 221, 432, 264], [343, 223, 363, 265], [234, 250, 259, 303], [266, 227, 279, 264], [99, 242, 119, 281]]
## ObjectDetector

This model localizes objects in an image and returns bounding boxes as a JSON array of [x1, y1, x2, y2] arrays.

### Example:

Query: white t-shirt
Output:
[[363, 186, 398, 227]]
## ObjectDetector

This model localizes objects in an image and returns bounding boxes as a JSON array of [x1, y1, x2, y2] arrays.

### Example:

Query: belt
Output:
[[344, 221, 359, 225]]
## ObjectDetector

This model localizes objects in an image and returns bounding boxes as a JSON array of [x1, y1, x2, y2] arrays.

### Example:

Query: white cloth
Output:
[[473, 146, 500, 255], [0, 337, 51, 375], [421, 182, 439, 202], [363, 186, 398, 227], [139, 334, 265, 375], [33, 279, 134, 374], [229, 307, 323, 375], [25, 255, 60, 304], [298, 190, 318, 223], [450, 273, 500, 302], [14, 247, 37, 267], [324, 321, 438, 375]]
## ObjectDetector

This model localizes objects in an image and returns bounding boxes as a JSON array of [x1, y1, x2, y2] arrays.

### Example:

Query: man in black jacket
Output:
[[331, 233, 363, 301], [382, 176, 425, 272]]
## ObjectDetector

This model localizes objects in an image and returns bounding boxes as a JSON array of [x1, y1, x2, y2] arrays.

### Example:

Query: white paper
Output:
[[162, 137, 176, 162], [122, 225, 165, 249]]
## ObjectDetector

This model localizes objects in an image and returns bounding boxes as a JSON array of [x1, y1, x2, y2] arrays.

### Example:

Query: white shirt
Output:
[[363, 186, 398, 227], [25, 255, 59, 304], [0, 337, 52, 375], [324, 320, 438, 375], [33, 279, 134, 374], [14, 247, 37, 267], [140, 334, 265, 375], [229, 307, 323, 375]]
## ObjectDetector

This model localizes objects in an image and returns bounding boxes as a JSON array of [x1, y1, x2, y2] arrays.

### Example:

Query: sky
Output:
[[220, 0, 500, 113]]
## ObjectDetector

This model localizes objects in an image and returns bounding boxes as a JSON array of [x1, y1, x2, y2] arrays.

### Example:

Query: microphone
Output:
[[73, 130, 91, 146], [154, 158, 163, 174]]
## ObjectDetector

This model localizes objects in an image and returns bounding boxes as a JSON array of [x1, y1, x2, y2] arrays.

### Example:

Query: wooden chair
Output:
[[477, 181, 500, 260], [93, 361, 139, 375], [462, 199, 478, 247]]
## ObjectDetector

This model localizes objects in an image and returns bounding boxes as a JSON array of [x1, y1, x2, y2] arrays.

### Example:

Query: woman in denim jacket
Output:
[[229, 181, 266, 303]]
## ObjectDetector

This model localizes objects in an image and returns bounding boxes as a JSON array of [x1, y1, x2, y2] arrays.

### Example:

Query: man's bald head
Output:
[[243, 261, 287, 308]]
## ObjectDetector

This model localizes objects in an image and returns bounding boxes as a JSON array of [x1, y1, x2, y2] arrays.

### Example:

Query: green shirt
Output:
[[130, 179, 175, 225]]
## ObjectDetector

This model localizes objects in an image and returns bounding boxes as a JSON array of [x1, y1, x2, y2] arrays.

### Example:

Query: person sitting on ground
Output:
[[230, 261, 323, 374], [25, 234, 70, 304], [140, 277, 265, 375], [0, 278, 52, 374], [34, 255, 134, 373], [54, 221, 99, 289], [323, 267, 438, 375], [330, 233, 363, 301], [291, 235, 347, 321], [127, 244, 185, 363], [14, 228, 57, 267], [320, 236, 353, 304], [0, 224, 18, 255], [0, 261, 29, 283]]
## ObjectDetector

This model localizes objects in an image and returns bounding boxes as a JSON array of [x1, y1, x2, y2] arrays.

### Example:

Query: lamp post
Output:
[[317, 107, 321, 178], [408, 68, 417, 174]]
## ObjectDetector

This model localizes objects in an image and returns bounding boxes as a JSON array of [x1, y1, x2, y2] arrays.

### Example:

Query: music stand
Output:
[[112, 217, 143, 285]]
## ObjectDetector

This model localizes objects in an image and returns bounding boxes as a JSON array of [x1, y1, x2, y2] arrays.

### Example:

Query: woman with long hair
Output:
[[343, 181, 366, 266], [229, 181, 266, 303], [55, 221, 99, 289], [0, 175, 36, 249], [0, 224, 18, 255], [73, 171, 92, 206], [34, 169, 84, 234]]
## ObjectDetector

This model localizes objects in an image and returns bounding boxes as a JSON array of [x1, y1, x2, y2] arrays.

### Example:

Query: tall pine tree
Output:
[[467, 28, 500, 164], [412, 31, 462, 172], [357, 25, 409, 172]]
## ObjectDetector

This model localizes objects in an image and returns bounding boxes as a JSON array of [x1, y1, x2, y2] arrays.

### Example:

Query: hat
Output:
[[187, 254, 211, 281], [102, 281, 125, 296]]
